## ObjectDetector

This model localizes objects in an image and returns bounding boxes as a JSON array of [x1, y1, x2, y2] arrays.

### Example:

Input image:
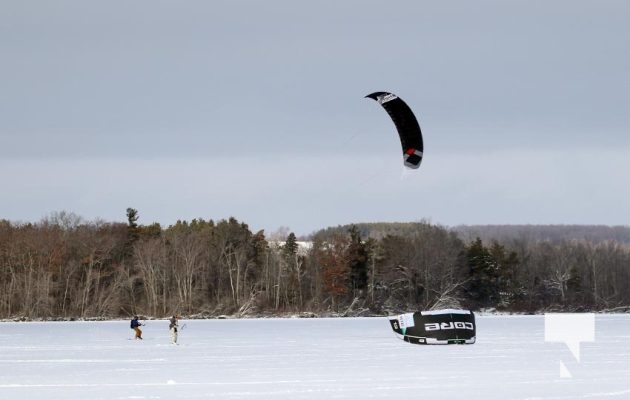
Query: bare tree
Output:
[[134, 237, 169, 316]]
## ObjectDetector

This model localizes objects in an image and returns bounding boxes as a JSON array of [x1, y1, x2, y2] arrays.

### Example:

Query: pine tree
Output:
[[346, 226, 368, 295], [283, 232, 299, 262], [126, 208, 140, 242], [123, 207, 141, 259], [489, 241, 521, 308], [465, 238, 499, 308]]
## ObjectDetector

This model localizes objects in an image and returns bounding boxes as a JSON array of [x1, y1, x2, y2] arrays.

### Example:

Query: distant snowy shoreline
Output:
[[3, 307, 629, 323]]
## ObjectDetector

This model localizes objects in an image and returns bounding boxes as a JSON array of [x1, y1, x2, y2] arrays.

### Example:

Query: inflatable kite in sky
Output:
[[389, 309, 476, 345], [365, 91, 424, 169]]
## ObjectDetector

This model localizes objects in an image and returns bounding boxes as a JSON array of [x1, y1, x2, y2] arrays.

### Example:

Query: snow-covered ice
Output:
[[1, 315, 629, 399]]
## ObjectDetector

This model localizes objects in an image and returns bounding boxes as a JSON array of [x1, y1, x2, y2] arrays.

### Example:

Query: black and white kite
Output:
[[365, 91, 424, 169], [389, 309, 476, 345]]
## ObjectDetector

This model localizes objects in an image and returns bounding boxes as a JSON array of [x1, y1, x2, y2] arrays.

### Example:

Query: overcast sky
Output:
[[1, 0, 629, 236]]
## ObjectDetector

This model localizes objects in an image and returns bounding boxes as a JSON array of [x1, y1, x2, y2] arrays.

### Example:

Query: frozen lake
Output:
[[1, 315, 629, 399]]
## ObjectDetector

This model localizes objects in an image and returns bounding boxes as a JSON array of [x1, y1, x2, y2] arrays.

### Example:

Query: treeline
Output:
[[453, 224, 630, 245], [1, 213, 629, 320], [317, 222, 630, 244]]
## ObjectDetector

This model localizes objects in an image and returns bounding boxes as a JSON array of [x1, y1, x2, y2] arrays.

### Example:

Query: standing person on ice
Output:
[[169, 315, 179, 344], [130, 316, 143, 340]]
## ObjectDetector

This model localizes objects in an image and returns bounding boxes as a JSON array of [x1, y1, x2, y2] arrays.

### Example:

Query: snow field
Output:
[[1, 315, 629, 399]]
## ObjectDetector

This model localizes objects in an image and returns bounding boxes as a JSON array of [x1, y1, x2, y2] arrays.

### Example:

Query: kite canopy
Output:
[[389, 309, 476, 345], [365, 91, 424, 169]]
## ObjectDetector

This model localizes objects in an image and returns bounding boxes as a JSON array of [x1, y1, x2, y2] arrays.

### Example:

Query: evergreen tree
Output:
[[465, 238, 500, 308], [126, 208, 140, 242], [141, 222, 162, 238], [124, 207, 141, 259], [489, 241, 521, 308], [346, 226, 368, 295], [283, 232, 299, 262], [281, 232, 303, 307], [252, 230, 268, 271]]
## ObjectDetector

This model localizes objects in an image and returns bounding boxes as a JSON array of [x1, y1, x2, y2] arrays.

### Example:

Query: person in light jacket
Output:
[[169, 315, 179, 344]]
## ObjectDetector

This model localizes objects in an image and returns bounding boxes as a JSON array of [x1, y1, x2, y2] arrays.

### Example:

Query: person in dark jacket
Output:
[[131, 316, 143, 340]]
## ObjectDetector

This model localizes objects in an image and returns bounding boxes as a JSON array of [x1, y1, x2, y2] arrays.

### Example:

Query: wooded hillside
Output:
[[1, 213, 629, 320]]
